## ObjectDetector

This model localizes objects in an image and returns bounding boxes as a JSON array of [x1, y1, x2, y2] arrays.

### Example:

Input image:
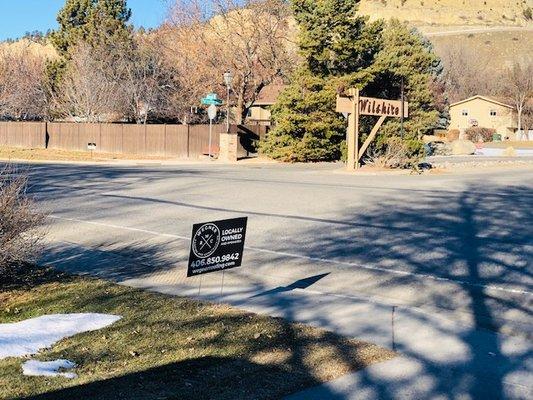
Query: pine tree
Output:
[[47, 0, 134, 120], [292, 0, 382, 77], [366, 20, 448, 154], [51, 0, 132, 56], [261, 5, 447, 163], [260, 0, 383, 162]]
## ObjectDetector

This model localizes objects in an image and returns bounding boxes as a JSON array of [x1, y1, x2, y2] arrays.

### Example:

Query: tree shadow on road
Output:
[[274, 184, 532, 399]]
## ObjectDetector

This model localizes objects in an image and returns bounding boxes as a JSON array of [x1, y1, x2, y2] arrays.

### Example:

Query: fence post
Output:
[[144, 123, 147, 156], [77, 122, 81, 151], [44, 121, 48, 149], [121, 124, 124, 153], [164, 124, 167, 156], [187, 125, 190, 158]]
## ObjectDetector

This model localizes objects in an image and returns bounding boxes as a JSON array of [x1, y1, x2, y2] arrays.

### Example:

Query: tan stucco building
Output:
[[449, 96, 517, 140]]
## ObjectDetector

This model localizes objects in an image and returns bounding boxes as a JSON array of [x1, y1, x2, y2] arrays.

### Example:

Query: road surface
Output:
[[16, 161, 533, 399]]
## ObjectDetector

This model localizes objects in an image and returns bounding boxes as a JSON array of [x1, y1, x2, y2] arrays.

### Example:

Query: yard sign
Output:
[[336, 89, 409, 170], [187, 217, 247, 277]]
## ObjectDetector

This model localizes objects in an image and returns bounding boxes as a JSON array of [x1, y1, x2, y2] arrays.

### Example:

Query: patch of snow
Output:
[[0, 313, 121, 359], [22, 359, 77, 379]]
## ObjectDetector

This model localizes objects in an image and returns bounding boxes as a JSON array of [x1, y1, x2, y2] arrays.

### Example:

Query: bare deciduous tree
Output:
[[167, 0, 295, 124], [119, 34, 179, 123], [0, 46, 49, 120], [53, 42, 126, 122], [498, 61, 533, 140], [439, 42, 496, 103]]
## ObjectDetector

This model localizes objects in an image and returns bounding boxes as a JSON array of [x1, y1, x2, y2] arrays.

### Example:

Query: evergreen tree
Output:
[[51, 0, 132, 56], [261, 2, 447, 163], [367, 20, 448, 153], [261, 0, 383, 162], [292, 0, 382, 77]]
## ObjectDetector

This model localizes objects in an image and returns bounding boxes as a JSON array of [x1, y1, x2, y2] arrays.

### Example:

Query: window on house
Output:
[[490, 109, 497, 116], [462, 109, 468, 116]]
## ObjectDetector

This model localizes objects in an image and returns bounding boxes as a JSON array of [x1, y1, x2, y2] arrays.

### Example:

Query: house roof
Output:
[[450, 95, 514, 110], [253, 83, 286, 106]]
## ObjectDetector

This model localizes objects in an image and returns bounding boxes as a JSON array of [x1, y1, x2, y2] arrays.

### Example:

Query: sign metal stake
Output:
[[391, 305, 397, 351], [198, 274, 203, 298], [220, 269, 225, 296], [208, 117, 213, 159]]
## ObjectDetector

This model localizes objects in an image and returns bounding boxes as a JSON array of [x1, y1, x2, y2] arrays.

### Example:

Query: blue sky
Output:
[[0, 0, 169, 41]]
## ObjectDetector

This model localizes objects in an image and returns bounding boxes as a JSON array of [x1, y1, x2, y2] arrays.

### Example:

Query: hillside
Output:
[[359, 0, 533, 27], [356, 0, 533, 73], [430, 29, 533, 69], [0, 38, 57, 59]]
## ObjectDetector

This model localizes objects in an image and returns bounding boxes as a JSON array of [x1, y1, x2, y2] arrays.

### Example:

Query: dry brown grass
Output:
[[0, 147, 175, 162]]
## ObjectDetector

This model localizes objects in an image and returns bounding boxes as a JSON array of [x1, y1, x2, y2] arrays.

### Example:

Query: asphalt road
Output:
[[13, 161, 533, 398]]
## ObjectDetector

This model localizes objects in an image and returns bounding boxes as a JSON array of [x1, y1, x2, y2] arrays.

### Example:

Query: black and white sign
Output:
[[187, 217, 247, 277]]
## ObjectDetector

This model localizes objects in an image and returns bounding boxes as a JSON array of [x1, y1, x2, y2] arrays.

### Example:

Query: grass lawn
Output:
[[0, 147, 175, 162], [0, 267, 395, 400]]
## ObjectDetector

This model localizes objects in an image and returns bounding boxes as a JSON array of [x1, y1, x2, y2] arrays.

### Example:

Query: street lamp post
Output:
[[224, 71, 233, 133]]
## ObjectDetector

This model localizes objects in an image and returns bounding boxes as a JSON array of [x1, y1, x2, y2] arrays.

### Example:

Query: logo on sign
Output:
[[192, 223, 221, 258]]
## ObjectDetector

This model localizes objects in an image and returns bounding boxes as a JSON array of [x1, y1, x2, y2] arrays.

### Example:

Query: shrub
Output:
[[364, 137, 422, 169], [465, 127, 496, 142], [0, 166, 45, 273], [524, 7, 532, 21], [446, 129, 460, 141]]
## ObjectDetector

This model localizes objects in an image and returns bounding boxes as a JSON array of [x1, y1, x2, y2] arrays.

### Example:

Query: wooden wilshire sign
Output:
[[336, 88, 409, 170]]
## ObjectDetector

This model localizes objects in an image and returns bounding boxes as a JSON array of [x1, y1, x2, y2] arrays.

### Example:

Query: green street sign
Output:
[[201, 93, 223, 106]]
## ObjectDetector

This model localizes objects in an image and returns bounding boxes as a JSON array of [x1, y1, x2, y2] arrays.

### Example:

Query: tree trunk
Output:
[[236, 91, 245, 125]]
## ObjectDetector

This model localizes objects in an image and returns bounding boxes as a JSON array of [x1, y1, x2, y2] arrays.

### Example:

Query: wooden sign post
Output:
[[336, 89, 409, 171]]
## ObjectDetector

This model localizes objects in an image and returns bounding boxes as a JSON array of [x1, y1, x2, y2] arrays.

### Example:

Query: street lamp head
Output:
[[224, 71, 233, 87]]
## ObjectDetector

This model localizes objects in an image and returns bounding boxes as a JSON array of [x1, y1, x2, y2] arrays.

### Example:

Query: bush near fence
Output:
[[0, 122, 267, 159]]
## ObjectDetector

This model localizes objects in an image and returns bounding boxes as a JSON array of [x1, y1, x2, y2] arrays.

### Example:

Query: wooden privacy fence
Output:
[[0, 121, 46, 149], [0, 121, 267, 159]]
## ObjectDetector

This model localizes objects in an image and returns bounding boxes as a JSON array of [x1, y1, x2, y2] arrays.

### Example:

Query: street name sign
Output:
[[187, 217, 248, 277], [201, 93, 223, 106], [336, 96, 408, 118], [336, 88, 410, 171]]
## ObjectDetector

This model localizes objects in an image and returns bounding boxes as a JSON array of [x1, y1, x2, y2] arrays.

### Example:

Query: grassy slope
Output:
[[430, 30, 533, 69], [357, 0, 533, 69], [359, 0, 533, 26], [0, 267, 395, 400]]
